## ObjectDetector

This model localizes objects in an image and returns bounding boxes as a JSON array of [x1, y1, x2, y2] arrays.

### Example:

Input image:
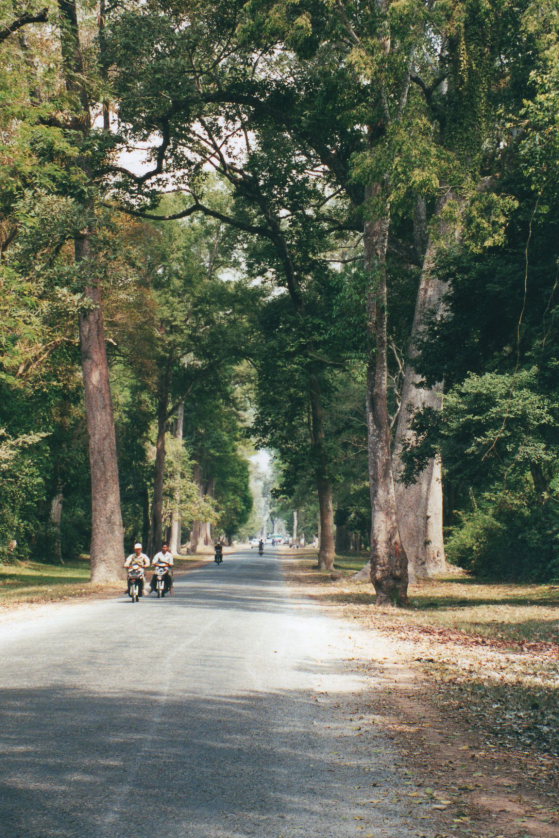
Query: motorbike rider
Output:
[[214, 540, 223, 561], [258, 539, 264, 554], [124, 542, 150, 596], [150, 543, 174, 593]]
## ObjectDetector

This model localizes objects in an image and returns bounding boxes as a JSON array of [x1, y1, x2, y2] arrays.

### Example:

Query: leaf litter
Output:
[[285, 558, 559, 838]]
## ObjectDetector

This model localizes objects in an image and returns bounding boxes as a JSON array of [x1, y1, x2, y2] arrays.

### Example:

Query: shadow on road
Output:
[[0, 681, 422, 838]]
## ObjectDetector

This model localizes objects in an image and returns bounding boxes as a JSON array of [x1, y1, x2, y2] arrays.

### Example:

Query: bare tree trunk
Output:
[[148, 363, 171, 557], [142, 484, 150, 548], [364, 184, 408, 604], [169, 402, 184, 554], [316, 478, 335, 569], [393, 190, 460, 580], [189, 462, 203, 553], [201, 520, 212, 546], [189, 465, 213, 550], [79, 278, 125, 580], [190, 520, 201, 554], [309, 373, 335, 570], [58, 1, 124, 581], [78, 238, 125, 581], [50, 491, 64, 565], [292, 509, 298, 542]]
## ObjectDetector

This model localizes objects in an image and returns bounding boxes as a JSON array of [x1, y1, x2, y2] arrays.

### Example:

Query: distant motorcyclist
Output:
[[214, 540, 223, 563], [150, 543, 174, 594], [258, 539, 264, 555], [124, 542, 150, 596]]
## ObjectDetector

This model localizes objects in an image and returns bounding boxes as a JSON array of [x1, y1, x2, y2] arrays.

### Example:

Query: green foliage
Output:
[[446, 490, 559, 582], [405, 369, 559, 580], [0, 428, 49, 561], [162, 436, 219, 531]]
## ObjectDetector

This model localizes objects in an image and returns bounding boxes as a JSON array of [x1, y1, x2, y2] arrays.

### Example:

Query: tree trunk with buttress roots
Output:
[[364, 185, 408, 605], [309, 373, 335, 570], [392, 192, 459, 580]]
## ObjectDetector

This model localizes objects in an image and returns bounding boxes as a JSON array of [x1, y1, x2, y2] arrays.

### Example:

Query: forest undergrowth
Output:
[[285, 552, 559, 838]]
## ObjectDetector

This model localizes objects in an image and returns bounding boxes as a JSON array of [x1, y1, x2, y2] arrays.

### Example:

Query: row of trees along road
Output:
[[0, 0, 253, 573], [1, 2, 559, 600]]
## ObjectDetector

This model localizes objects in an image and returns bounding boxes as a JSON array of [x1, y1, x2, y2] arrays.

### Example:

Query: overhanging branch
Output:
[[0, 8, 48, 42]]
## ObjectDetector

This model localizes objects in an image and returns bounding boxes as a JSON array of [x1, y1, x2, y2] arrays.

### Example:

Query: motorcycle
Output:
[[258, 543, 264, 556], [214, 548, 223, 565], [152, 564, 172, 597], [127, 564, 144, 603]]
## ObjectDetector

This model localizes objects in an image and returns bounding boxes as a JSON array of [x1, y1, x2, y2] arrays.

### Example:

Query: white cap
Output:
[[134, 542, 142, 549]]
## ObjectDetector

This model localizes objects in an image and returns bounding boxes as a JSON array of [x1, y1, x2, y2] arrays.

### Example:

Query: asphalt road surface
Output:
[[0, 550, 437, 838]]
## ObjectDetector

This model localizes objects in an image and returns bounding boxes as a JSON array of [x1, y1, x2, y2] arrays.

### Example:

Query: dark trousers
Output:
[[150, 570, 172, 592], [127, 577, 144, 596]]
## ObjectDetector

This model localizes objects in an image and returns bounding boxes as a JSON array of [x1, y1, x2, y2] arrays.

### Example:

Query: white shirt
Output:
[[124, 552, 150, 568], [153, 550, 174, 566]]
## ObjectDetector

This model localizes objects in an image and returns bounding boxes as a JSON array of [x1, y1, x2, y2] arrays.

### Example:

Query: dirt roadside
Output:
[[283, 558, 559, 838]]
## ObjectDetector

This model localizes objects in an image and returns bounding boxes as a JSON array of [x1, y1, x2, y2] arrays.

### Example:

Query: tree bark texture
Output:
[[189, 464, 212, 551], [148, 362, 171, 557], [393, 190, 460, 580], [59, 0, 124, 581], [50, 491, 64, 565], [364, 185, 408, 605], [169, 402, 184, 554], [189, 520, 201, 554], [309, 373, 336, 570], [78, 238, 125, 581], [316, 478, 335, 568]]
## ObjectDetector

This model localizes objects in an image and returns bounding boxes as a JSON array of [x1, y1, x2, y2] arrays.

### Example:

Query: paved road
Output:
[[0, 550, 436, 837]]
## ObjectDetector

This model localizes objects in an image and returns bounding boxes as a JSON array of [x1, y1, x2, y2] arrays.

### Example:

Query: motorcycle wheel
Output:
[[130, 583, 138, 602]]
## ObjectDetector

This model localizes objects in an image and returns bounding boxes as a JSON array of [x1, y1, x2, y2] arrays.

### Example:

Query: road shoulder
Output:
[[282, 554, 559, 838]]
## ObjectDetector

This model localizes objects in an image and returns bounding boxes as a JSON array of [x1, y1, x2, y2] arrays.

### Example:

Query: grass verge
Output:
[[0, 554, 209, 608]]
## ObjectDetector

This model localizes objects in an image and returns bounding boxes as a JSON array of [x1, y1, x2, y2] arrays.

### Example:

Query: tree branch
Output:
[[0, 8, 48, 42], [104, 199, 274, 240]]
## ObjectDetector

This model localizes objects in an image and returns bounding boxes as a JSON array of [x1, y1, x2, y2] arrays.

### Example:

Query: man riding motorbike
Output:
[[150, 543, 174, 594], [214, 540, 223, 564], [124, 542, 150, 596]]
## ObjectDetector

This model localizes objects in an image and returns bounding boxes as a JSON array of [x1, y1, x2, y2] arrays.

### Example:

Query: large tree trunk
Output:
[[142, 484, 150, 548], [58, 0, 124, 581], [50, 490, 64, 565], [316, 478, 335, 569], [78, 238, 125, 580], [148, 362, 171, 557], [393, 190, 460, 580], [309, 373, 335, 570], [169, 402, 184, 554], [189, 464, 213, 551], [364, 185, 408, 604], [189, 520, 202, 554]]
